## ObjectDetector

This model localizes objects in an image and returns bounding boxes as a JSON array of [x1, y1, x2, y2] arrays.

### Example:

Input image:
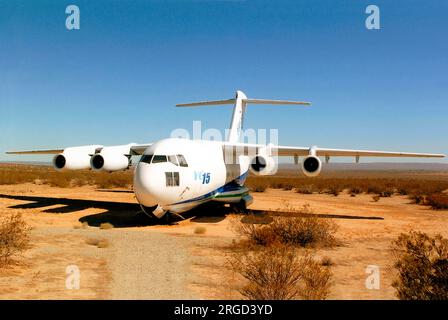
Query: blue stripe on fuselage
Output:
[[171, 171, 248, 205]]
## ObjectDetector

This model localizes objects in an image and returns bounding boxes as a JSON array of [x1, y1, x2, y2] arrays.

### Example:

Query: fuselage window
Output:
[[168, 155, 179, 166], [140, 154, 153, 164], [177, 154, 188, 167], [165, 172, 180, 187], [152, 155, 167, 163]]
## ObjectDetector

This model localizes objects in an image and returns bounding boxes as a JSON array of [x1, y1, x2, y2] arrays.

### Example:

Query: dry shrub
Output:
[[321, 256, 334, 267], [325, 186, 341, 197], [233, 220, 277, 246], [270, 215, 337, 247], [99, 222, 114, 230], [230, 245, 331, 300], [380, 190, 394, 197], [426, 193, 448, 210], [233, 207, 337, 248], [250, 182, 268, 193], [86, 238, 109, 248], [296, 185, 314, 194], [299, 256, 333, 300], [194, 226, 207, 234], [0, 213, 31, 265], [372, 195, 380, 202], [349, 187, 362, 195], [391, 230, 448, 300]]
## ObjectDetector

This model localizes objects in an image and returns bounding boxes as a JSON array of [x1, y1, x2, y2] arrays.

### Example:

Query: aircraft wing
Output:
[[275, 146, 445, 158], [6, 149, 66, 155], [6, 144, 152, 156], [223, 142, 445, 159]]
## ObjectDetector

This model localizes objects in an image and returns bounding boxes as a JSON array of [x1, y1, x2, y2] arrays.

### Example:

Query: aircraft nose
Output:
[[133, 162, 158, 208]]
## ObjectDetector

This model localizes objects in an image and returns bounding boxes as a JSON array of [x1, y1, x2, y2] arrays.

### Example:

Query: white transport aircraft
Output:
[[7, 90, 445, 219]]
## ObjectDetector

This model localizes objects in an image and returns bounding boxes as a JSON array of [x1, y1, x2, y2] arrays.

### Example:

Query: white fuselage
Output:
[[133, 138, 250, 217]]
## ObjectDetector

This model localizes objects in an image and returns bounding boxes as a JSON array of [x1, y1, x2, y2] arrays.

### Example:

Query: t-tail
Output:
[[176, 90, 311, 143]]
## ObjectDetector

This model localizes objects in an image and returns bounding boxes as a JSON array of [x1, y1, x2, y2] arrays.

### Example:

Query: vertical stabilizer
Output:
[[227, 90, 247, 143]]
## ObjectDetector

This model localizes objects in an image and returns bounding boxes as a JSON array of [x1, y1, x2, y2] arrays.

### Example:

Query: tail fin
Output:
[[176, 90, 311, 143]]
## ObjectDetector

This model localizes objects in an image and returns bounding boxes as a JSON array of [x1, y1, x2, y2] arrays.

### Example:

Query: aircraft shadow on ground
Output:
[[0, 193, 383, 228]]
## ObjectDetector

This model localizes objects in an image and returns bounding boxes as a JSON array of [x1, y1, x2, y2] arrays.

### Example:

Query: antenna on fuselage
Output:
[[176, 90, 311, 143]]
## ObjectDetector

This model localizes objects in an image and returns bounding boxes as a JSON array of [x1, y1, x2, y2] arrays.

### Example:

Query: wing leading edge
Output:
[[223, 142, 445, 159], [6, 144, 152, 156]]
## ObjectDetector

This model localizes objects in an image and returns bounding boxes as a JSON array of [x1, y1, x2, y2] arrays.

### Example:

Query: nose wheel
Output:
[[139, 204, 185, 223]]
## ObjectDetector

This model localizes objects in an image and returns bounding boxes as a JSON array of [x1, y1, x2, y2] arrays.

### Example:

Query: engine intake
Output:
[[90, 153, 130, 172], [249, 155, 276, 176], [302, 155, 322, 177]]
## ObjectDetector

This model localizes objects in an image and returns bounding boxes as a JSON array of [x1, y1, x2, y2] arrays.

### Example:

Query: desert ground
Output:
[[1, 168, 447, 300]]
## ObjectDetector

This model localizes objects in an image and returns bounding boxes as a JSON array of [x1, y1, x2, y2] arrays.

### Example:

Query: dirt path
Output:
[[106, 230, 199, 299]]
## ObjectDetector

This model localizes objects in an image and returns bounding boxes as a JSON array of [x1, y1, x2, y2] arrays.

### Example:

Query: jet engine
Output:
[[301, 155, 322, 177], [249, 155, 276, 176], [90, 144, 135, 172], [52, 145, 101, 170], [90, 153, 130, 172]]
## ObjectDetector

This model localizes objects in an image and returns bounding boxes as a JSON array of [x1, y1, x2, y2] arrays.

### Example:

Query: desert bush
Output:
[[391, 230, 448, 300], [233, 207, 337, 248], [321, 256, 334, 267], [409, 194, 426, 204], [282, 184, 294, 191], [230, 245, 331, 300], [232, 217, 278, 246], [194, 226, 207, 234], [86, 238, 109, 248], [325, 186, 341, 197], [372, 195, 380, 202], [299, 255, 333, 300], [99, 222, 114, 230], [269, 215, 337, 247], [295, 185, 315, 194], [0, 213, 31, 265], [349, 187, 362, 195], [426, 193, 448, 210], [249, 180, 268, 192], [380, 190, 394, 197]]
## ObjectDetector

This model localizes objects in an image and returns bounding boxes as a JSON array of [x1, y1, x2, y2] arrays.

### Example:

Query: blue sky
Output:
[[1, 0, 447, 163]]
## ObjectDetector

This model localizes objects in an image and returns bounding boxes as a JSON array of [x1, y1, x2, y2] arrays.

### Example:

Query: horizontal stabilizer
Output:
[[176, 98, 311, 107], [176, 99, 236, 107], [244, 99, 311, 106]]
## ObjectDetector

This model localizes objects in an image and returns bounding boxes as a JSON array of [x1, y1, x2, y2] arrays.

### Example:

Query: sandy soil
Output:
[[0, 183, 447, 300]]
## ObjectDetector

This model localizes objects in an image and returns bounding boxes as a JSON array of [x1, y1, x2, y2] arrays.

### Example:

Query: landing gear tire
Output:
[[230, 200, 248, 214]]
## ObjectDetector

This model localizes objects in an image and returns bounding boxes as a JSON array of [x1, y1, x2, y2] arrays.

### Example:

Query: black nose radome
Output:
[[92, 154, 105, 170], [54, 154, 66, 169]]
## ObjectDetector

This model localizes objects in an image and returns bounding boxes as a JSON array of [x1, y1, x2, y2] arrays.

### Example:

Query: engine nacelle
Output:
[[91, 153, 130, 172], [301, 155, 322, 177], [90, 144, 135, 172], [52, 145, 101, 171], [249, 155, 277, 176]]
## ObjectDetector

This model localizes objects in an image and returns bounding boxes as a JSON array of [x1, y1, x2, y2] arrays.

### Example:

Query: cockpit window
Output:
[[152, 155, 167, 163], [177, 154, 188, 167], [168, 155, 178, 166], [140, 154, 153, 164]]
